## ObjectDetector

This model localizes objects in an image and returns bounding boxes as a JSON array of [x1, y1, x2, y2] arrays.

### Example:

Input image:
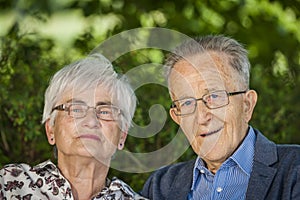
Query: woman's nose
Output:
[[81, 108, 101, 128]]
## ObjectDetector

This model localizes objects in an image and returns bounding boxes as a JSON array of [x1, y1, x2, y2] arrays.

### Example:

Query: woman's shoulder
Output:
[[0, 160, 57, 177], [1, 162, 32, 177], [0, 160, 72, 199], [95, 177, 148, 200]]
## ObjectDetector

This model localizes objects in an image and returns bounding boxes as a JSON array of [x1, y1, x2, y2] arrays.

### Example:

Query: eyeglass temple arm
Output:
[[170, 97, 204, 109], [51, 104, 66, 113], [228, 90, 248, 96]]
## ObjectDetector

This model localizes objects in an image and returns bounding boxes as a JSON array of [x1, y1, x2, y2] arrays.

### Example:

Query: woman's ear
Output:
[[118, 130, 128, 150], [243, 90, 258, 123], [45, 120, 55, 145]]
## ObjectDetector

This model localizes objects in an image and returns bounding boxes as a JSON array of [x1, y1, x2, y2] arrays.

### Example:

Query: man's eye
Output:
[[181, 100, 193, 107], [210, 94, 219, 99]]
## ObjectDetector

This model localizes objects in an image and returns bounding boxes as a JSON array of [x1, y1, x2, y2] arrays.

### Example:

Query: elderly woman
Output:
[[0, 54, 147, 199]]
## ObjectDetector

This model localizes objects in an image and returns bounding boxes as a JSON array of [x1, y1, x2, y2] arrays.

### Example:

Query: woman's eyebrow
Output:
[[65, 99, 112, 106], [96, 101, 112, 106], [66, 99, 86, 104]]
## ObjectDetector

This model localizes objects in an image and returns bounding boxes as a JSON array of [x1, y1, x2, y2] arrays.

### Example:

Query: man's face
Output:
[[169, 52, 254, 166], [46, 84, 126, 166]]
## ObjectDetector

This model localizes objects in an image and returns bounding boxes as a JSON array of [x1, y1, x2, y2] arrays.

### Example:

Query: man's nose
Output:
[[195, 101, 212, 125]]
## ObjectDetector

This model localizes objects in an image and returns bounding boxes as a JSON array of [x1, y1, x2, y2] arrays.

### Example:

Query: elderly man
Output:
[[140, 35, 300, 199]]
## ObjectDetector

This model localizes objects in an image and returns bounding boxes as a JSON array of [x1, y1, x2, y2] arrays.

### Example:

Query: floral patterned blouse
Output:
[[0, 160, 148, 200]]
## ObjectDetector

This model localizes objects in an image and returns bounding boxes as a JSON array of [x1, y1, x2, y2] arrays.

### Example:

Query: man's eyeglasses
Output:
[[51, 103, 121, 121], [170, 90, 247, 116]]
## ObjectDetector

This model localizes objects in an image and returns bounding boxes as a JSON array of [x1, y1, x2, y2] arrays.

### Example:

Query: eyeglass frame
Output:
[[170, 90, 247, 116], [51, 102, 122, 121]]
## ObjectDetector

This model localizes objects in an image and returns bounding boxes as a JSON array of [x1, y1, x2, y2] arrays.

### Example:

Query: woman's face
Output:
[[46, 85, 127, 166]]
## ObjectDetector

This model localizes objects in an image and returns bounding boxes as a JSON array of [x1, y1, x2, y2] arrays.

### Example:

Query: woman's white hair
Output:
[[42, 53, 136, 131]]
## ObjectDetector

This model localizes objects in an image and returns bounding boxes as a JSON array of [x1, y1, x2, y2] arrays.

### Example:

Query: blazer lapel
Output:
[[246, 161, 277, 199], [167, 159, 195, 200], [246, 129, 278, 199]]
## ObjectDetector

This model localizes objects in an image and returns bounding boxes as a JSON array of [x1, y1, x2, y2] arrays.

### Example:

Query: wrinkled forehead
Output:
[[58, 83, 113, 105], [169, 52, 232, 98]]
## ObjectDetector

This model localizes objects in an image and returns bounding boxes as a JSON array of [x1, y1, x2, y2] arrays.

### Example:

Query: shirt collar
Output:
[[191, 157, 204, 190], [191, 126, 256, 190]]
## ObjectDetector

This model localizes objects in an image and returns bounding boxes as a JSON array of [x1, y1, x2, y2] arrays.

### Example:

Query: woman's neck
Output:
[[57, 156, 110, 200]]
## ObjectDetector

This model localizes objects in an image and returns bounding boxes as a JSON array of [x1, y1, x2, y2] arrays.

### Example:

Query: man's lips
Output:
[[78, 134, 101, 141], [198, 126, 223, 137]]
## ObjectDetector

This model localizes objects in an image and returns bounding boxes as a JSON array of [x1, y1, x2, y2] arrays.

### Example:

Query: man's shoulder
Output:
[[147, 159, 195, 186], [277, 143, 300, 150], [276, 144, 300, 161], [254, 128, 300, 165], [140, 159, 195, 199]]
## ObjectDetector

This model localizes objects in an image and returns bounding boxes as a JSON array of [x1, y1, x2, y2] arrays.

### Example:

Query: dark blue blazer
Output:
[[140, 129, 300, 199]]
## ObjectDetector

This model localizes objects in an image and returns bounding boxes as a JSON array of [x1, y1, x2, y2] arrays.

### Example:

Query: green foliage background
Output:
[[0, 0, 299, 191]]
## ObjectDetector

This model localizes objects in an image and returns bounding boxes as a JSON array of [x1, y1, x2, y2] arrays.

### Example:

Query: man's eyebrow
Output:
[[176, 88, 210, 99], [206, 88, 216, 93], [201, 88, 219, 93]]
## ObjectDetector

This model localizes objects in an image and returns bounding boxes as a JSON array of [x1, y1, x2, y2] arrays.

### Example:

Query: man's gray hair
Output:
[[165, 35, 250, 88], [42, 53, 136, 131]]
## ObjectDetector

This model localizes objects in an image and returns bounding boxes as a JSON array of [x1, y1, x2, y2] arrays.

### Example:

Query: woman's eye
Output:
[[97, 108, 113, 115], [100, 111, 109, 115], [71, 108, 84, 113]]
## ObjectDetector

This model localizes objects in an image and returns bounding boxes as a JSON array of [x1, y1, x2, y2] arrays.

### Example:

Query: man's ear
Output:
[[169, 109, 181, 125], [243, 90, 258, 123], [118, 129, 128, 150], [45, 120, 55, 145]]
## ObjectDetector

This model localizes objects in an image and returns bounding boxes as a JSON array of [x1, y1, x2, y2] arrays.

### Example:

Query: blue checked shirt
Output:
[[188, 126, 256, 200]]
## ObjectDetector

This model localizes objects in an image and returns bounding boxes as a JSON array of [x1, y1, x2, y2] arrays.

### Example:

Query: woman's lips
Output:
[[199, 126, 223, 137], [78, 134, 101, 141]]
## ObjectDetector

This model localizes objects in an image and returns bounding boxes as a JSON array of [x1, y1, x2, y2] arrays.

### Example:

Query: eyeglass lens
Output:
[[174, 91, 229, 115], [68, 104, 119, 120]]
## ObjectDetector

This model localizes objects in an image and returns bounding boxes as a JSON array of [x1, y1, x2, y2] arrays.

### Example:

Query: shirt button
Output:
[[216, 187, 223, 193], [200, 169, 205, 174]]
